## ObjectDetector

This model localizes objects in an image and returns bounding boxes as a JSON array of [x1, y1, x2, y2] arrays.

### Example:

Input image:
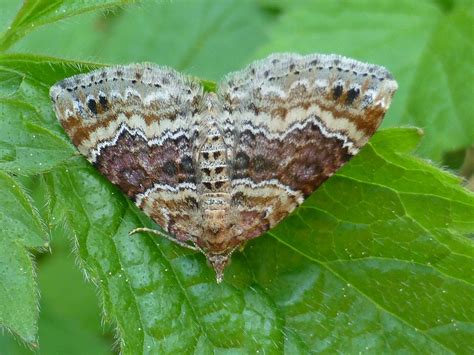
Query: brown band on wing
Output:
[[232, 120, 352, 197], [139, 189, 201, 242], [94, 130, 195, 199], [241, 92, 388, 138], [60, 108, 185, 149], [230, 182, 302, 241]]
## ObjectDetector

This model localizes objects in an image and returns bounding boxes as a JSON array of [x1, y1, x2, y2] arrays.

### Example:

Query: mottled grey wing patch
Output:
[[218, 53, 397, 239], [50, 63, 204, 240]]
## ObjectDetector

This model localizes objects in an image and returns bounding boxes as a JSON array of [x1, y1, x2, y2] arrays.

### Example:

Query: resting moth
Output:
[[50, 53, 397, 282]]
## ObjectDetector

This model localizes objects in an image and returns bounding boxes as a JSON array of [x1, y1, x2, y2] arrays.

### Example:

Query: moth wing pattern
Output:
[[50, 64, 204, 242], [218, 53, 397, 241], [50, 53, 398, 282]]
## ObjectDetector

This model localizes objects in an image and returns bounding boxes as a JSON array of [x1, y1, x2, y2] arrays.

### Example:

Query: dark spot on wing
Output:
[[99, 95, 108, 110], [345, 87, 360, 105], [163, 160, 178, 176], [333, 84, 343, 100], [87, 98, 97, 114], [253, 155, 274, 173], [180, 156, 194, 174], [185, 196, 199, 209], [234, 151, 249, 170]]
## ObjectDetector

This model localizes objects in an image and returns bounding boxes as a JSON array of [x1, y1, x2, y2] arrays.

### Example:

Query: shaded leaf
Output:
[[0, 0, 137, 51], [258, 0, 474, 160], [10, 0, 274, 80], [0, 238, 38, 347], [0, 172, 49, 346], [0, 236, 114, 355]]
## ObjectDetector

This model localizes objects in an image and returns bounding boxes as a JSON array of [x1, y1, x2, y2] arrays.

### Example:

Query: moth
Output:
[[50, 53, 397, 282]]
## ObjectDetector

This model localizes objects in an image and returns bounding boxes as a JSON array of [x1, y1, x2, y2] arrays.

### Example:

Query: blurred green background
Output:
[[0, 0, 472, 353]]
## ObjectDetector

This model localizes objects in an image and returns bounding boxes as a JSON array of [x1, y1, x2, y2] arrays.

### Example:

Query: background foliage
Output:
[[0, 0, 472, 354]]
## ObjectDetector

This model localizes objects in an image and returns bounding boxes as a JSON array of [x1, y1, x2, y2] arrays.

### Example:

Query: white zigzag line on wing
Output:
[[239, 114, 359, 155], [89, 123, 189, 162], [231, 178, 305, 205], [135, 182, 197, 206]]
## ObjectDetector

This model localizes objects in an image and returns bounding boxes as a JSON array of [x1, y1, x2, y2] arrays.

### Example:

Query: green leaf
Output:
[[258, 0, 474, 161], [9, 0, 273, 80], [1, 1, 473, 353], [0, 235, 114, 355], [0, 0, 137, 51], [45, 161, 283, 353], [0, 68, 23, 97], [0, 172, 49, 347], [0, 53, 101, 87], [0, 238, 38, 348], [403, 5, 474, 159], [0, 54, 102, 174], [35, 128, 472, 353]]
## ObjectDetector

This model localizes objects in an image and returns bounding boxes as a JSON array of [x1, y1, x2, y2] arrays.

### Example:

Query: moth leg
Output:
[[129, 227, 200, 252]]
